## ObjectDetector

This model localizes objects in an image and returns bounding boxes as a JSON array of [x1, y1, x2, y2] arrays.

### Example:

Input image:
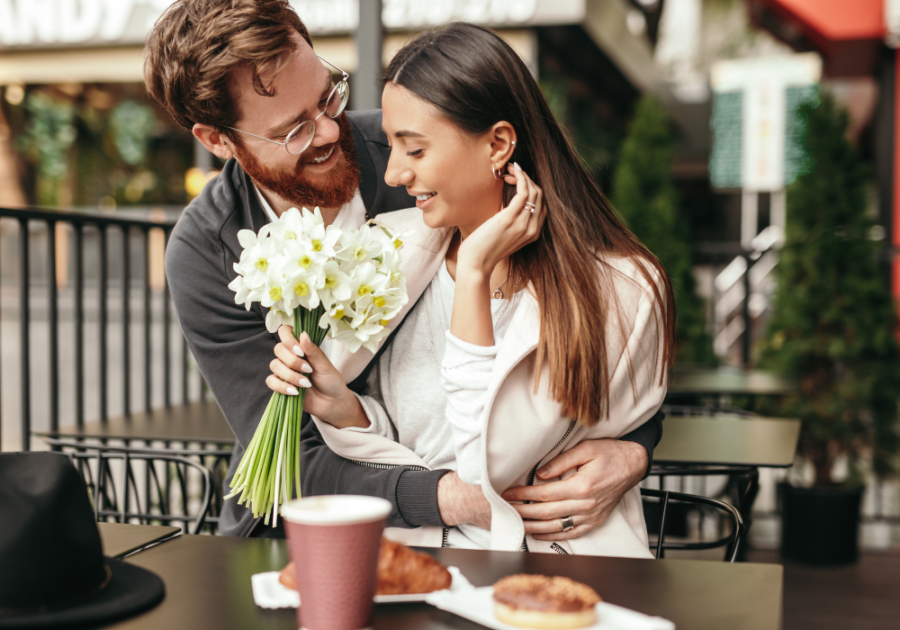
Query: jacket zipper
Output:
[[520, 419, 577, 554], [345, 458, 450, 547]]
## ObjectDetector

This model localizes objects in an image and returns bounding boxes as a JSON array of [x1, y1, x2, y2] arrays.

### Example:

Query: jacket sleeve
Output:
[[165, 214, 446, 529], [618, 409, 664, 478]]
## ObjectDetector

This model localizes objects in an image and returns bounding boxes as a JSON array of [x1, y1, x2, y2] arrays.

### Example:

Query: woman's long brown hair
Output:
[[383, 23, 675, 425]]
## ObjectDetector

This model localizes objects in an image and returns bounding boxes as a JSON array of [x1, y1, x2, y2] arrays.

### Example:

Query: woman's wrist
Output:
[[320, 387, 371, 429]]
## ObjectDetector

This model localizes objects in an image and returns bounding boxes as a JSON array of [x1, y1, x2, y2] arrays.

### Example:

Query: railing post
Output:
[[122, 226, 131, 416], [99, 225, 108, 422], [18, 218, 30, 451], [163, 228, 172, 408], [74, 224, 84, 429], [143, 228, 152, 412], [47, 221, 59, 439]]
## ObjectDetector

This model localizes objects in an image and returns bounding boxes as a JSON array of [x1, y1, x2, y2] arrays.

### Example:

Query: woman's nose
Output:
[[384, 154, 413, 188]]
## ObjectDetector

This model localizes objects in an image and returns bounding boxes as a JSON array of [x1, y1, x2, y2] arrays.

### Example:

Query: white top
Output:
[[352, 260, 523, 549], [254, 183, 367, 231]]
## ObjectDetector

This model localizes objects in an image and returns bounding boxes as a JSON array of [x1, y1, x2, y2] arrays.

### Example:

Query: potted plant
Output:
[[758, 95, 900, 565]]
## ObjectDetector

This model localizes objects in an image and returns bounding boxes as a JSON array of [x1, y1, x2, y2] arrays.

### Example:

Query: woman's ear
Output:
[[488, 121, 517, 170], [193, 123, 235, 161]]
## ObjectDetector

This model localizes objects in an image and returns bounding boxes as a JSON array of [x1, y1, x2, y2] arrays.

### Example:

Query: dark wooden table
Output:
[[668, 369, 797, 397], [98, 523, 181, 559], [655, 415, 801, 468], [113, 535, 783, 630], [35, 402, 233, 446]]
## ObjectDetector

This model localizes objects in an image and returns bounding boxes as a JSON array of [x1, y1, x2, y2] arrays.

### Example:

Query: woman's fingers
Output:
[[266, 374, 300, 396], [270, 356, 310, 389], [277, 324, 304, 356]]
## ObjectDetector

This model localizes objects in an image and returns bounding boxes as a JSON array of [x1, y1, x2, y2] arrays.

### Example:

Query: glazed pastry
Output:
[[278, 538, 451, 595], [492, 574, 601, 629]]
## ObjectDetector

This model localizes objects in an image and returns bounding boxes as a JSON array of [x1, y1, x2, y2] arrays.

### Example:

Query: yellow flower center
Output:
[[333, 309, 345, 319], [269, 286, 282, 301], [374, 296, 386, 308], [324, 275, 337, 289], [285, 230, 297, 240], [294, 282, 308, 297], [298, 255, 312, 269], [358, 285, 372, 296], [255, 258, 268, 271], [353, 247, 366, 260], [393, 239, 403, 249], [390, 272, 402, 284], [311, 239, 323, 252], [379, 319, 390, 326]]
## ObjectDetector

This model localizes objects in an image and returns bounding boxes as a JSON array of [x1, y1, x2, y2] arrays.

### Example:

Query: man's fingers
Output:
[[533, 523, 593, 542], [502, 478, 575, 503], [522, 514, 584, 535], [510, 499, 590, 522], [535, 442, 591, 480]]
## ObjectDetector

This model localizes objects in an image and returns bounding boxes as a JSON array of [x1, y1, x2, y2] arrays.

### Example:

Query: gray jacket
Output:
[[165, 110, 663, 537]]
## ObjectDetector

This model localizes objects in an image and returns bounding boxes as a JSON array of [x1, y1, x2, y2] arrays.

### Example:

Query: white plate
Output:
[[425, 586, 676, 630], [251, 566, 472, 608]]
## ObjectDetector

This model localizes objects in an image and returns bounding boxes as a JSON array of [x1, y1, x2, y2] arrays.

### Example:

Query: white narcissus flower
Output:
[[283, 266, 322, 312], [234, 235, 280, 288], [265, 308, 292, 333], [318, 261, 352, 308], [337, 227, 384, 265], [260, 264, 287, 310], [267, 207, 304, 242], [347, 262, 389, 312]]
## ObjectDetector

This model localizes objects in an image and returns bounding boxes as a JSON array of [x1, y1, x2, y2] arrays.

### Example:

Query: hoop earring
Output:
[[492, 165, 504, 180]]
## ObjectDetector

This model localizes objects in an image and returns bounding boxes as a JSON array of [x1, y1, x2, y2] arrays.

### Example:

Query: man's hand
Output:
[[437, 472, 491, 529], [500, 439, 648, 541]]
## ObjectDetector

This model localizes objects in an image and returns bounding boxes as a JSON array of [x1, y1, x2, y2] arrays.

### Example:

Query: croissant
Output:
[[279, 537, 451, 595]]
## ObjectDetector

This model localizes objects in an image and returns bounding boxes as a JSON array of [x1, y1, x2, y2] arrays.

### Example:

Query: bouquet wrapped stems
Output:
[[226, 305, 327, 525]]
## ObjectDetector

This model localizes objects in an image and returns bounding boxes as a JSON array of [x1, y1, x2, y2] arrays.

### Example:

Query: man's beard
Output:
[[235, 113, 360, 210]]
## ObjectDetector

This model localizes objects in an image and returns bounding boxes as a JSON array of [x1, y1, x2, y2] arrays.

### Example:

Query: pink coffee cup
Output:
[[281, 495, 391, 630]]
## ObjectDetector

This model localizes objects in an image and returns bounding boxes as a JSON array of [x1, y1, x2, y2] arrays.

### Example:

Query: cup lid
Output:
[[281, 495, 392, 526]]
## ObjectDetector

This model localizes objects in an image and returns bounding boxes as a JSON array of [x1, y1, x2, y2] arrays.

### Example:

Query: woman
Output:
[[266, 23, 675, 557]]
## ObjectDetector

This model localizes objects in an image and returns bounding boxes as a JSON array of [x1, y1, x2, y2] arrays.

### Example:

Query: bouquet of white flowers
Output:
[[225, 207, 408, 524]]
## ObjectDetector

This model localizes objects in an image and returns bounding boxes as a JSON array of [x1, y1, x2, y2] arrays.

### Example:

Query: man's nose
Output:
[[309, 115, 340, 148]]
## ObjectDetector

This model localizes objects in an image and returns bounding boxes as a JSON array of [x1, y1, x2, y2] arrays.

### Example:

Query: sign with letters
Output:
[[0, 0, 585, 49]]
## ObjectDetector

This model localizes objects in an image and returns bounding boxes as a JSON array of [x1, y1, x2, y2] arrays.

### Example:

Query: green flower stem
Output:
[[227, 304, 326, 520]]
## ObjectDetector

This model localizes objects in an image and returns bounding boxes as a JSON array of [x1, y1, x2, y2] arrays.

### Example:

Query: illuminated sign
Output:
[[0, 0, 584, 49]]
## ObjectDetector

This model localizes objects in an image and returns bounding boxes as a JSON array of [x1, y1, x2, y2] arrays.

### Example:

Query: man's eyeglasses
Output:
[[224, 56, 349, 156]]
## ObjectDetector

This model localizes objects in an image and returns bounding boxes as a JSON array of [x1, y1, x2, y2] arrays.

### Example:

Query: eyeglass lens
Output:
[[285, 81, 350, 155]]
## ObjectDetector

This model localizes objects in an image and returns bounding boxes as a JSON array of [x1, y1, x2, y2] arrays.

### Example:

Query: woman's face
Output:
[[381, 82, 503, 231]]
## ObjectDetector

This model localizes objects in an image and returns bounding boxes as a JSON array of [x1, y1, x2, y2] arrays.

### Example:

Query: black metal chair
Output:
[[59, 446, 213, 535], [641, 487, 743, 562]]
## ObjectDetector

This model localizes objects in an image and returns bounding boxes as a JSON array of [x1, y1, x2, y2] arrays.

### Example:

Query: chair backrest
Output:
[[641, 487, 743, 562], [61, 447, 212, 535]]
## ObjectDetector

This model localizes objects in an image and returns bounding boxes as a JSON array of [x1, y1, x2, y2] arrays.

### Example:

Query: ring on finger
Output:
[[560, 515, 575, 532], [524, 201, 536, 214]]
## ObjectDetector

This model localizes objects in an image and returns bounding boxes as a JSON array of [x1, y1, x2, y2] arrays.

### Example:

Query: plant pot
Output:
[[779, 482, 863, 566]]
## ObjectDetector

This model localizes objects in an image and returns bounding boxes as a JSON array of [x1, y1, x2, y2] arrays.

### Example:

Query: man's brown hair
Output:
[[144, 0, 312, 131]]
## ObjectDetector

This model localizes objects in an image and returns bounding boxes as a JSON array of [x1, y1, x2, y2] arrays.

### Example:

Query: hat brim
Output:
[[0, 558, 164, 628]]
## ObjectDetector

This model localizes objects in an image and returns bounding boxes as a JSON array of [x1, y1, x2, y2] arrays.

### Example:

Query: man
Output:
[[145, 0, 664, 540]]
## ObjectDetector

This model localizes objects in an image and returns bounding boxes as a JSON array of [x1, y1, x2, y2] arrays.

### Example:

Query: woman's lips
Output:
[[415, 192, 437, 209]]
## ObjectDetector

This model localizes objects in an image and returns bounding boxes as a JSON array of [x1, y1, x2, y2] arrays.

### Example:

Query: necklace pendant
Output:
[[492, 289, 504, 300]]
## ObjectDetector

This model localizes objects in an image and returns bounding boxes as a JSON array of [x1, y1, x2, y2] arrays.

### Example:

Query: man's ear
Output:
[[193, 123, 235, 161], [488, 121, 517, 169]]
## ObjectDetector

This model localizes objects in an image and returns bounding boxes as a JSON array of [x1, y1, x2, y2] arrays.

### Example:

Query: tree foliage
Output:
[[612, 96, 715, 365], [758, 95, 900, 485]]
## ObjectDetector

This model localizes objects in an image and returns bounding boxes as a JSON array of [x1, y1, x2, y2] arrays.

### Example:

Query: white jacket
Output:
[[317, 208, 666, 558]]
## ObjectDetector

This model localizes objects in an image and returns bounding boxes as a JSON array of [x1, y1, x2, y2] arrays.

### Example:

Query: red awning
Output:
[[746, 0, 885, 76]]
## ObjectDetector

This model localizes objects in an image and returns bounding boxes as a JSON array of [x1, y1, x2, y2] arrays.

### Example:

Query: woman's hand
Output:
[[500, 440, 648, 541], [266, 326, 370, 429], [456, 163, 546, 278]]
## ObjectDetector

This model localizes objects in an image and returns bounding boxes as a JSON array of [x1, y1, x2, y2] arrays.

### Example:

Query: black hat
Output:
[[0, 452, 165, 628]]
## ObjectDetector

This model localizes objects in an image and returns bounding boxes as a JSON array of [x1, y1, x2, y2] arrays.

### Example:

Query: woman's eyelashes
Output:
[[405, 148, 424, 157]]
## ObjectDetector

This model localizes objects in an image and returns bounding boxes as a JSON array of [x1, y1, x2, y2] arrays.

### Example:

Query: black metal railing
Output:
[[0, 206, 208, 451]]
